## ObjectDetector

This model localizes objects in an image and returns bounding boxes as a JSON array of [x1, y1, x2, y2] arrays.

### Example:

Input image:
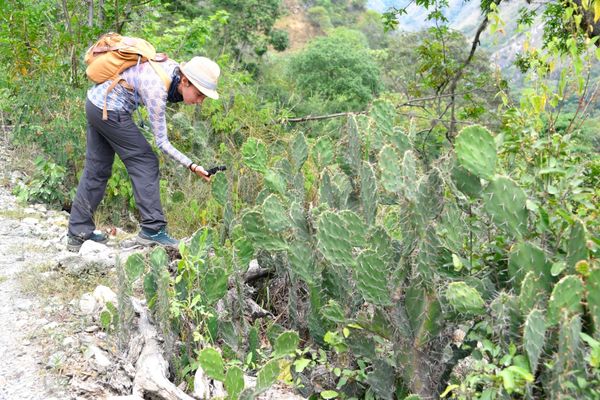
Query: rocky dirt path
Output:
[[0, 141, 72, 399]]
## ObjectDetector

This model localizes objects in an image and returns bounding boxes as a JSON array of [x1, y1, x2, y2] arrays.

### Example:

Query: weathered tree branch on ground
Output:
[[108, 298, 195, 400]]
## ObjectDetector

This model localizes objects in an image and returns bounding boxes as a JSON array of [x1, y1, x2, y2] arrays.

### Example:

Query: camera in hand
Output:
[[206, 165, 227, 176]]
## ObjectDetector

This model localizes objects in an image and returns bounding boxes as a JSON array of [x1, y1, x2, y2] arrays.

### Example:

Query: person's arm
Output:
[[137, 64, 210, 181]]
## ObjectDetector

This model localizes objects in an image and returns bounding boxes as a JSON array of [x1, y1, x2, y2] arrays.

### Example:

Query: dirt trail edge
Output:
[[0, 138, 71, 400]]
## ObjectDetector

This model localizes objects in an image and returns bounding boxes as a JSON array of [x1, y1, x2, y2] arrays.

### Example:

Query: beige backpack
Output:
[[85, 33, 171, 120]]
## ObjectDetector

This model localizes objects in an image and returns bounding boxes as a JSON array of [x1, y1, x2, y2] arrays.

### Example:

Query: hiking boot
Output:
[[67, 231, 109, 252], [136, 226, 179, 247]]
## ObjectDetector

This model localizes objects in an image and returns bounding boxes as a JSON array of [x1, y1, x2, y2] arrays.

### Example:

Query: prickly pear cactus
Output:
[[338, 115, 361, 177], [390, 127, 412, 155], [445, 281, 485, 316], [451, 164, 482, 198], [586, 269, 600, 338], [264, 169, 286, 195], [402, 150, 418, 201], [288, 241, 316, 285], [360, 161, 378, 225], [262, 194, 291, 232], [519, 271, 546, 315], [290, 132, 308, 172], [354, 250, 392, 306], [379, 145, 403, 193], [454, 124, 497, 180], [483, 177, 529, 238], [211, 171, 228, 207], [508, 242, 552, 292], [241, 137, 268, 174], [316, 210, 367, 267], [370, 99, 395, 136], [566, 220, 587, 270], [405, 284, 442, 347], [241, 210, 288, 251], [415, 168, 443, 224], [523, 308, 546, 373], [547, 275, 584, 326], [319, 170, 335, 208], [313, 137, 334, 170]]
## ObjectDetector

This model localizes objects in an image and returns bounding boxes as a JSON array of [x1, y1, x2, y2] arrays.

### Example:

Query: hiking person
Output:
[[67, 55, 220, 252]]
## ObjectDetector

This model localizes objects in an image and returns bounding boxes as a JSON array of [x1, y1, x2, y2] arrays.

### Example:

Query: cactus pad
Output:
[[446, 281, 486, 316], [317, 210, 367, 267], [547, 275, 584, 326], [451, 164, 482, 198], [211, 171, 228, 206], [262, 194, 291, 232], [402, 150, 418, 201], [241, 137, 268, 174], [360, 161, 378, 224], [379, 144, 403, 193], [288, 241, 316, 285], [313, 137, 335, 170], [508, 242, 552, 292], [483, 177, 529, 238], [241, 210, 288, 251], [523, 308, 546, 373], [290, 132, 308, 172], [566, 220, 587, 270], [354, 250, 392, 306], [455, 124, 497, 180], [587, 269, 600, 338]]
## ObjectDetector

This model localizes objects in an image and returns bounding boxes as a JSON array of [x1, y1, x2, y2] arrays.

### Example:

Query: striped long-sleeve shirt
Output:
[[87, 59, 193, 167]]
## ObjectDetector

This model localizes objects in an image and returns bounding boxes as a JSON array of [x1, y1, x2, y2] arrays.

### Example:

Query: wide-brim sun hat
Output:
[[180, 56, 220, 100]]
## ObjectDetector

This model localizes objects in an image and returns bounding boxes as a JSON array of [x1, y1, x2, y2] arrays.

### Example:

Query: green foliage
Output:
[[13, 156, 68, 205], [288, 28, 382, 112]]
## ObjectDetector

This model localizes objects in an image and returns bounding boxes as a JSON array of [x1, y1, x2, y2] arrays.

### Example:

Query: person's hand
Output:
[[189, 163, 211, 182]]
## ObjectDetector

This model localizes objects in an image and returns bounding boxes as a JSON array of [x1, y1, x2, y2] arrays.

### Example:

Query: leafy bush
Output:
[[13, 156, 68, 205], [288, 28, 382, 112]]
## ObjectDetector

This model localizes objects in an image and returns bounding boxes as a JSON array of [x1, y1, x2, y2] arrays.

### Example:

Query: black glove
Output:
[[205, 165, 227, 176]]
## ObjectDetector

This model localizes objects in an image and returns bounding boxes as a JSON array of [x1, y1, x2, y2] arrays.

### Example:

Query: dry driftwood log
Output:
[[108, 298, 195, 400]]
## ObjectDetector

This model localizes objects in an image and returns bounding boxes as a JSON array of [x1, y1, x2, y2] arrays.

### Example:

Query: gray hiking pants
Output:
[[68, 99, 166, 238]]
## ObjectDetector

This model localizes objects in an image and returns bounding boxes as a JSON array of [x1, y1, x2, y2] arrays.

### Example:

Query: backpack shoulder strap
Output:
[[147, 60, 171, 92]]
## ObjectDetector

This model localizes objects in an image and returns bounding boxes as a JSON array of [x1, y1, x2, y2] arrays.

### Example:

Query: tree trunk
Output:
[[99, 0, 105, 27], [60, 0, 79, 86], [87, 0, 93, 27]]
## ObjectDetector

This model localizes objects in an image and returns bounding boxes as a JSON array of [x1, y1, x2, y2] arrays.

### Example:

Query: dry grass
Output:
[[0, 208, 27, 220], [17, 260, 116, 304]]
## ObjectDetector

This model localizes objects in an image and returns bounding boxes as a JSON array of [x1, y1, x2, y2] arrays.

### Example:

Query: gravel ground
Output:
[[0, 137, 70, 400]]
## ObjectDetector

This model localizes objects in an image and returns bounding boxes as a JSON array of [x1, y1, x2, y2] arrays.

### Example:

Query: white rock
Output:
[[93, 285, 118, 308], [84, 345, 111, 368], [193, 366, 212, 399], [33, 203, 47, 212], [79, 293, 98, 315], [15, 298, 33, 311], [62, 336, 78, 348], [79, 240, 116, 269], [22, 217, 39, 225]]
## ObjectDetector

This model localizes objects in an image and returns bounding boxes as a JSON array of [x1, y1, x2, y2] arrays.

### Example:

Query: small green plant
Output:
[[13, 156, 67, 205]]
